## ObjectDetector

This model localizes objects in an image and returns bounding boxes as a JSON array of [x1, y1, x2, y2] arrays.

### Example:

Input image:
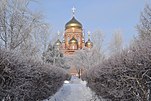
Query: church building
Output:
[[54, 7, 93, 55], [53, 7, 93, 76]]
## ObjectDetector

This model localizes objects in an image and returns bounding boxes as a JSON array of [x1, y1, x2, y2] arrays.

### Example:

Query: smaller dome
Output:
[[69, 37, 78, 44], [55, 39, 61, 46], [85, 39, 93, 48]]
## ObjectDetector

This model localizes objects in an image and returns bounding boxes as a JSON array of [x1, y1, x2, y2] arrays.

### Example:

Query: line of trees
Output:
[[83, 4, 151, 101], [0, 0, 69, 101]]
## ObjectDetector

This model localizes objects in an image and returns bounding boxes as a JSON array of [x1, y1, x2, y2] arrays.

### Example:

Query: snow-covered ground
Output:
[[44, 76, 104, 101]]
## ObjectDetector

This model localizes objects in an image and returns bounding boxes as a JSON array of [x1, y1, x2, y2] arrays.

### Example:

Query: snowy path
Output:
[[44, 76, 103, 101]]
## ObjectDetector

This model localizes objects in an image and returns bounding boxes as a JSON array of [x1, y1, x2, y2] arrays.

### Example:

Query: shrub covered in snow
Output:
[[85, 36, 151, 101], [84, 4, 151, 101], [0, 49, 68, 101]]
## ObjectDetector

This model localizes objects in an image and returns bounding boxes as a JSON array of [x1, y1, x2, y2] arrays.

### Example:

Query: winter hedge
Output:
[[84, 36, 151, 101], [0, 49, 68, 101]]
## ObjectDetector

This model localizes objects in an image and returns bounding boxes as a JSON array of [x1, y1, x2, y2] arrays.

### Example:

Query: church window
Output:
[[72, 45, 75, 49]]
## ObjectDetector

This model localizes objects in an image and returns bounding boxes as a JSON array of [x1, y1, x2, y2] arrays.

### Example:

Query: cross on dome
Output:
[[57, 30, 60, 37], [88, 31, 91, 39], [72, 6, 76, 16]]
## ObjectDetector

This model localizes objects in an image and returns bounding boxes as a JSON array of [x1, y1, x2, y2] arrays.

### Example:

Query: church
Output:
[[54, 7, 93, 55], [53, 7, 93, 76]]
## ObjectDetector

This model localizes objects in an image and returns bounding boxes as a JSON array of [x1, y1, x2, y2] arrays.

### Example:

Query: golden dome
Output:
[[69, 37, 78, 44], [85, 39, 93, 47], [55, 39, 61, 46], [65, 17, 82, 29]]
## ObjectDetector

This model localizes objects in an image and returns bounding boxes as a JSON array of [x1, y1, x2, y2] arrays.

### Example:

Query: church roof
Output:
[[65, 17, 82, 29]]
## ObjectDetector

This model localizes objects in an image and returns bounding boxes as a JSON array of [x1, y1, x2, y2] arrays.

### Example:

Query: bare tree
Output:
[[68, 30, 105, 78], [109, 30, 123, 55], [85, 35, 151, 100], [84, 4, 151, 100], [42, 43, 70, 70], [92, 30, 104, 52], [0, 0, 8, 49], [137, 4, 151, 39], [25, 23, 51, 59], [69, 47, 105, 79], [84, 30, 151, 101], [0, 0, 51, 59]]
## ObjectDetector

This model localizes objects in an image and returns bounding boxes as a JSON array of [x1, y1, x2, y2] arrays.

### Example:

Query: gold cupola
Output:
[[65, 17, 82, 29], [65, 7, 82, 30], [85, 31, 93, 48], [69, 37, 78, 44], [55, 39, 61, 46], [85, 39, 93, 47], [53, 31, 62, 50]]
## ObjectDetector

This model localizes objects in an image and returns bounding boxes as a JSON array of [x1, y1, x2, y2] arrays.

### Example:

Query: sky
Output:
[[29, 0, 151, 48]]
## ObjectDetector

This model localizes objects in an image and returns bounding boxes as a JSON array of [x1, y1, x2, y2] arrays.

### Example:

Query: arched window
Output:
[[72, 45, 74, 49]]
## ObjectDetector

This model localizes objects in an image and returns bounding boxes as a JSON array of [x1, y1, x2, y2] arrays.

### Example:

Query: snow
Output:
[[64, 80, 70, 84], [44, 76, 103, 101]]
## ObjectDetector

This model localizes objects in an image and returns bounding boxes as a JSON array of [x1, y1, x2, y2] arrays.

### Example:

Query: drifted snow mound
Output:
[[44, 76, 104, 101]]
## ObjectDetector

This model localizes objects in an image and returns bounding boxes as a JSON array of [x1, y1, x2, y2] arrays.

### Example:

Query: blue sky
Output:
[[29, 0, 150, 47]]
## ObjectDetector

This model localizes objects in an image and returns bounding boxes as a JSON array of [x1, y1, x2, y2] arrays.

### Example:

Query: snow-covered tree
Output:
[[85, 4, 151, 101], [71, 48, 103, 71], [109, 30, 123, 55], [42, 43, 70, 69], [85, 34, 151, 100], [68, 47, 104, 79], [137, 4, 151, 39], [0, 0, 51, 59], [69, 30, 105, 78], [92, 30, 104, 52]]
